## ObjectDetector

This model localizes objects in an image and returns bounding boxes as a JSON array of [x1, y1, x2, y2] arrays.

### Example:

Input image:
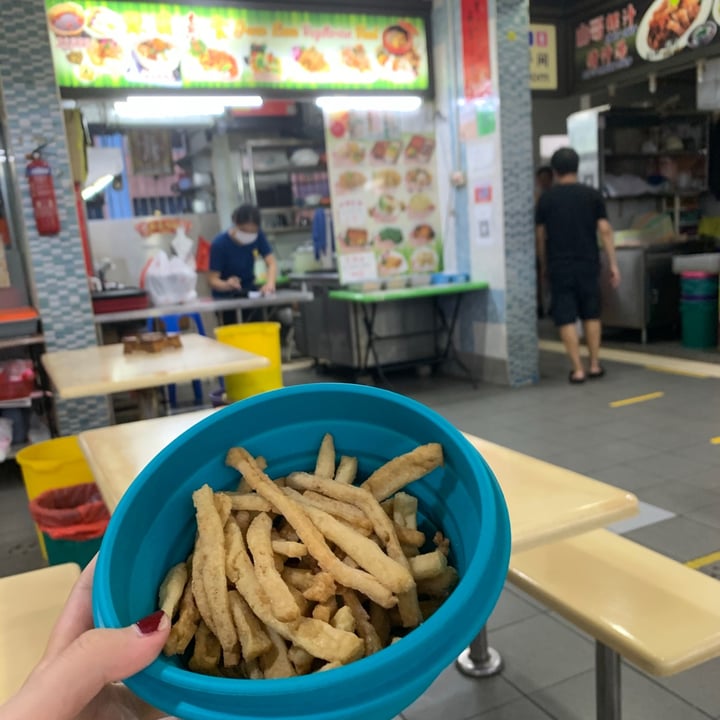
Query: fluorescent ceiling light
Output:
[[315, 95, 422, 113], [114, 95, 263, 120], [124, 94, 262, 107], [81, 173, 114, 201], [114, 100, 226, 119]]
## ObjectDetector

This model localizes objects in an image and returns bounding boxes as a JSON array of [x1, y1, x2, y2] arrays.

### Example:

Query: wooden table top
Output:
[[41, 334, 269, 399], [510, 529, 720, 677], [78, 410, 637, 551], [0, 563, 80, 703], [466, 436, 638, 551]]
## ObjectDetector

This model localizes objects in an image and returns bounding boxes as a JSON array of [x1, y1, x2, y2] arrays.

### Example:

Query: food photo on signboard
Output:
[[573, 0, 720, 85], [45, 1, 431, 91], [323, 106, 444, 287]]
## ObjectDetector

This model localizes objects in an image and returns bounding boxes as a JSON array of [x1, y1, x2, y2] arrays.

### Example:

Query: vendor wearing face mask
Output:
[[209, 204, 277, 302]]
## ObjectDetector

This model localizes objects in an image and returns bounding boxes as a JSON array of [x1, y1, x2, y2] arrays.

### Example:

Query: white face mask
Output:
[[231, 229, 258, 245]]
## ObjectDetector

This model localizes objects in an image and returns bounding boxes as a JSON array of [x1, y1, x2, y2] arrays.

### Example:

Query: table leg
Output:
[[455, 627, 503, 677], [596, 641, 622, 720], [360, 303, 391, 387], [435, 295, 476, 387], [30, 344, 59, 438], [136, 389, 160, 420]]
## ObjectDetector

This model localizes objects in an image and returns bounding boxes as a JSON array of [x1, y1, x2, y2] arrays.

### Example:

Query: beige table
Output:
[[0, 563, 80, 703], [459, 437, 638, 678], [79, 411, 638, 682], [78, 410, 638, 549], [79, 409, 215, 510], [466, 436, 637, 552], [42, 334, 269, 419]]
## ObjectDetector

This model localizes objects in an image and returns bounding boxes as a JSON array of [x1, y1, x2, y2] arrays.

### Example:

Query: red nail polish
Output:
[[135, 610, 165, 635]]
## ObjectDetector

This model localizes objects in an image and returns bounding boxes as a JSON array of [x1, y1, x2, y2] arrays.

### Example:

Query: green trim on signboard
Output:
[[45, 0, 430, 92]]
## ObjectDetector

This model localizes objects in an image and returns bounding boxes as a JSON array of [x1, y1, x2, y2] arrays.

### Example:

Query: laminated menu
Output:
[[324, 108, 444, 285]]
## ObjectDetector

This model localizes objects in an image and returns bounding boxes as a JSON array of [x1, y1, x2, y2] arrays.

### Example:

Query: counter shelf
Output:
[[328, 282, 489, 387]]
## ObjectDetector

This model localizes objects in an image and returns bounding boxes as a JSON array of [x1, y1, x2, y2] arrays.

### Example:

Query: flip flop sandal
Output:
[[568, 371, 586, 384], [588, 367, 605, 379]]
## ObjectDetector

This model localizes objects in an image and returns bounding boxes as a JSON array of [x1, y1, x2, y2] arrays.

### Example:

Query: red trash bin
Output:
[[28, 483, 109, 568]]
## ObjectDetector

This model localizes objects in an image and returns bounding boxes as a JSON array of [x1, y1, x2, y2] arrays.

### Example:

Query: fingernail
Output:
[[135, 610, 168, 636]]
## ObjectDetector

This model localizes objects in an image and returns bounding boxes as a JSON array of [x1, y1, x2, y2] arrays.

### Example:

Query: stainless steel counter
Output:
[[92, 290, 313, 325], [600, 240, 714, 342], [291, 274, 439, 371]]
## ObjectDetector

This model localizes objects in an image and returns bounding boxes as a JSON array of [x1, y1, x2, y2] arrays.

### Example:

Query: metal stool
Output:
[[146, 313, 205, 408]]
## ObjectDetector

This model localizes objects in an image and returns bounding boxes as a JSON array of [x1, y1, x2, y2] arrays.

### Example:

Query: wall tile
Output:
[[0, 0, 110, 431], [434, 0, 539, 386]]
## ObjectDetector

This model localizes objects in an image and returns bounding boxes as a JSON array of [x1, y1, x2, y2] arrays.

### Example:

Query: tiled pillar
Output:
[[495, 0, 538, 385], [433, 0, 538, 387], [0, 0, 110, 433]]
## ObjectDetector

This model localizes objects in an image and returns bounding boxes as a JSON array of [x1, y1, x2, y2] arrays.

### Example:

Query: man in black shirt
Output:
[[535, 147, 620, 384]]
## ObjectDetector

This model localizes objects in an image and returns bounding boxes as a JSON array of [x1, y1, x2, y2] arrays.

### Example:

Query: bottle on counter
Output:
[[254, 249, 267, 285]]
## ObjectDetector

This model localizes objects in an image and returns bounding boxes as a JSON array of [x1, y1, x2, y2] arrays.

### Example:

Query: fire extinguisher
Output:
[[26, 144, 60, 236]]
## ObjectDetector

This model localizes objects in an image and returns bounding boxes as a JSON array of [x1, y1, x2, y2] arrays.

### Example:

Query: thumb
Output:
[[16, 611, 170, 720]]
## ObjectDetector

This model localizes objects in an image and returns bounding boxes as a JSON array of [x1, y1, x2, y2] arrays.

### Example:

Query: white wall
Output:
[[88, 213, 220, 290], [532, 95, 581, 167]]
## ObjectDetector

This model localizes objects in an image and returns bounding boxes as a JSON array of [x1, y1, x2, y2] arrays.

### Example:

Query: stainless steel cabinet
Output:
[[600, 242, 710, 342], [293, 274, 436, 370]]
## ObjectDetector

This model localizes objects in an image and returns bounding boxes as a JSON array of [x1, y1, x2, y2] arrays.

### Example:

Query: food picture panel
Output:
[[45, 1, 430, 91], [574, 0, 720, 88], [325, 108, 443, 285]]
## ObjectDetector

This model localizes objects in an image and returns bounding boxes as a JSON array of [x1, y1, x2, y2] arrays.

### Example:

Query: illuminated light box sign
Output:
[[574, 0, 719, 87], [45, 1, 430, 92]]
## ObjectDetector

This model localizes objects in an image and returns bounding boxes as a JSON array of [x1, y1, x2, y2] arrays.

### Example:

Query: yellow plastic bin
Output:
[[214, 322, 283, 402], [16, 436, 95, 560]]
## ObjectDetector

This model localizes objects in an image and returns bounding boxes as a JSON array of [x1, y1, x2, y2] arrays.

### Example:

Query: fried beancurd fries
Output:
[[159, 434, 457, 679]]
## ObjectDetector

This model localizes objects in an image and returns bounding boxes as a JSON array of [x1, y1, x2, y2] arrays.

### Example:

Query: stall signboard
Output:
[[45, 1, 430, 92], [574, 0, 718, 87], [529, 24, 558, 91], [324, 109, 443, 285], [461, 0, 492, 99]]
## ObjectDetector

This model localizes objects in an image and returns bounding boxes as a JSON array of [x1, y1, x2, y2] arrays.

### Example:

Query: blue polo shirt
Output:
[[209, 229, 273, 298]]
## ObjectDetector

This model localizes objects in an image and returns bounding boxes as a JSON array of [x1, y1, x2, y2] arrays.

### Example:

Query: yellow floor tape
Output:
[[685, 550, 720, 570], [609, 392, 664, 408]]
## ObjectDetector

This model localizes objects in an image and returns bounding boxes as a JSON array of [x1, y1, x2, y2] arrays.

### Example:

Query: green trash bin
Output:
[[680, 272, 719, 349], [28, 482, 109, 568]]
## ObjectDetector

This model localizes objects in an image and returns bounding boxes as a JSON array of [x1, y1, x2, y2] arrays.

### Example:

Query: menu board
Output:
[[574, 0, 718, 86], [324, 110, 443, 285], [45, 1, 430, 92]]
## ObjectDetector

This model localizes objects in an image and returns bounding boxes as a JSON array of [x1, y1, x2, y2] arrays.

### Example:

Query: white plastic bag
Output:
[[171, 225, 194, 262], [144, 250, 197, 307], [0, 416, 13, 462]]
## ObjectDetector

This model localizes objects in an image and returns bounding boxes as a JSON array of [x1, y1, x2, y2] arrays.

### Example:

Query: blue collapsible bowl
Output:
[[93, 383, 511, 720]]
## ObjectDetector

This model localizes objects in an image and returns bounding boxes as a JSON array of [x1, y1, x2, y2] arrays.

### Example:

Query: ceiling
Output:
[[530, 0, 597, 18]]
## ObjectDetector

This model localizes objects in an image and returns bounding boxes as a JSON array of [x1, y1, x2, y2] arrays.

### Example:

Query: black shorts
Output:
[[549, 268, 601, 327]]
